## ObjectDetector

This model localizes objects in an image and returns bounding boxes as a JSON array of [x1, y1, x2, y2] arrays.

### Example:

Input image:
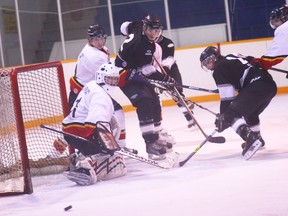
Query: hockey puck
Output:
[[64, 205, 72, 211]]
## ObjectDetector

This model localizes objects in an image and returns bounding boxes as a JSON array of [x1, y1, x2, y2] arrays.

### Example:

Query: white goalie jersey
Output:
[[63, 80, 114, 139]]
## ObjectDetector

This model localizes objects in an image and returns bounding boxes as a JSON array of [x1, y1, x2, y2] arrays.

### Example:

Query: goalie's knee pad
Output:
[[92, 154, 127, 181]]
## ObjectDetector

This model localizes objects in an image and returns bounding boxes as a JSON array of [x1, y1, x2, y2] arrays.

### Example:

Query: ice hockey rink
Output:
[[1, 94, 288, 216]]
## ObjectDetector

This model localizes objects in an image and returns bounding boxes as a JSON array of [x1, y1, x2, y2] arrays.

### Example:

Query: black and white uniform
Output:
[[213, 54, 277, 127], [157, 35, 183, 94], [115, 21, 164, 145]]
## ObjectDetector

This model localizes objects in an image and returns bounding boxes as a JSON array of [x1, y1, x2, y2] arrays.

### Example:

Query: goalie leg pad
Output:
[[64, 157, 97, 186], [92, 154, 127, 181]]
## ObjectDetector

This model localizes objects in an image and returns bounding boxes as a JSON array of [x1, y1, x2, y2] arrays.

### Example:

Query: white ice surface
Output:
[[1, 94, 288, 216]]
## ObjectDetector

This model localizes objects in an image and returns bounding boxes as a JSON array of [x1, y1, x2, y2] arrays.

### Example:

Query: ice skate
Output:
[[158, 128, 176, 146], [146, 141, 167, 160], [241, 131, 265, 150], [242, 131, 263, 160]]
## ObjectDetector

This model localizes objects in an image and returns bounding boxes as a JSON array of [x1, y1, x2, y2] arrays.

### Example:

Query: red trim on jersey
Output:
[[70, 76, 84, 95], [118, 69, 130, 87], [260, 55, 287, 70], [119, 130, 126, 140], [63, 123, 96, 140]]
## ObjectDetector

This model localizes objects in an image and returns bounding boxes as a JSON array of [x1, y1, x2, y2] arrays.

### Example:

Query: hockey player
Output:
[[115, 15, 176, 160], [200, 46, 277, 160], [66, 24, 127, 149], [156, 32, 195, 128], [251, 4, 288, 70], [62, 63, 127, 185]]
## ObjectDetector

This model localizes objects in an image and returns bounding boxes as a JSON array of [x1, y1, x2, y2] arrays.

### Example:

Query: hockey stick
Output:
[[40, 124, 175, 169], [153, 56, 225, 144], [270, 67, 288, 74], [147, 79, 219, 93], [270, 67, 288, 78], [147, 78, 218, 116], [175, 129, 217, 167], [189, 101, 217, 116]]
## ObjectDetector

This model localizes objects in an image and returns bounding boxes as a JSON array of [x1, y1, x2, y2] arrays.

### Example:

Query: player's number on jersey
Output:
[[72, 97, 82, 118]]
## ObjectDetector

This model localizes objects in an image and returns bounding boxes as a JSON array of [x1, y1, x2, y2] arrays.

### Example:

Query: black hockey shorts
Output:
[[64, 135, 102, 156], [229, 79, 277, 125], [120, 82, 162, 123]]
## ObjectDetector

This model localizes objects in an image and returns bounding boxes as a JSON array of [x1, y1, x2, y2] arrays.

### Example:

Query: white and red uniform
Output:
[[70, 44, 110, 95], [63, 80, 114, 140], [68, 44, 126, 147], [260, 20, 288, 70]]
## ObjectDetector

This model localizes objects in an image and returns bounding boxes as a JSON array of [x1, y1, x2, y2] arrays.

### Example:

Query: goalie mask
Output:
[[200, 46, 220, 72], [269, 4, 288, 29], [96, 63, 120, 94]]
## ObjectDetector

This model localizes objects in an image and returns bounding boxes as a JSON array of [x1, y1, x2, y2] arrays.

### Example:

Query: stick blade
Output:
[[208, 136, 226, 143]]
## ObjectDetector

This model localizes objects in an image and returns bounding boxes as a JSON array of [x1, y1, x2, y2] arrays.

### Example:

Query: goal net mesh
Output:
[[0, 62, 70, 195]]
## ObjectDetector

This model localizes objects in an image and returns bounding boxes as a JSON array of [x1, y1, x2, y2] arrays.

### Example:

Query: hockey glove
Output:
[[126, 69, 148, 83], [162, 74, 176, 91], [215, 113, 230, 133], [94, 121, 121, 155]]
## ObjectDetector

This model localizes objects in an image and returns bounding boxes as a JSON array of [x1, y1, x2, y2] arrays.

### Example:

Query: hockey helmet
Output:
[[143, 15, 162, 42], [270, 4, 288, 29], [143, 15, 162, 29], [87, 24, 107, 39], [200, 46, 220, 72], [96, 63, 120, 94]]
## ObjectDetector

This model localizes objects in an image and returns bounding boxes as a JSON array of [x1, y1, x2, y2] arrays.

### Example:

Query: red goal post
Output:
[[0, 61, 71, 195]]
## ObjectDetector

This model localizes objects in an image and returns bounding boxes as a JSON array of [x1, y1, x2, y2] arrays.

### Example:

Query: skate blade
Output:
[[157, 151, 180, 169], [148, 154, 166, 160], [243, 140, 262, 160]]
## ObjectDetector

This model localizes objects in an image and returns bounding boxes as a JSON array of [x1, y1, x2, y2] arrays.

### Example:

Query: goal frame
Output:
[[0, 61, 70, 195]]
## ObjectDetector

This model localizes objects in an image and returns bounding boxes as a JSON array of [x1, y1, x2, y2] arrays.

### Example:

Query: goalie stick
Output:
[[40, 124, 176, 169], [152, 56, 225, 144], [147, 79, 219, 93]]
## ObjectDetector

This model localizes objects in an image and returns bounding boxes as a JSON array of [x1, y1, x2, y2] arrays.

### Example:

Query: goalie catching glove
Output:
[[92, 121, 121, 156]]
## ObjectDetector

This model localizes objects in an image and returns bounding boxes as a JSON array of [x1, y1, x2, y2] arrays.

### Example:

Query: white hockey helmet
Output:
[[96, 63, 120, 93]]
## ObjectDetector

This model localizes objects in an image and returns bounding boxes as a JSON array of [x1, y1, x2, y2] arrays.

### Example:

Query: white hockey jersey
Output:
[[70, 44, 110, 94], [260, 20, 288, 69], [63, 80, 114, 139]]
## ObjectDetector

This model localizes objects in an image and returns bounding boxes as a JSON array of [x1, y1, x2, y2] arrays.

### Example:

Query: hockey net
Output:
[[0, 61, 71, 195]]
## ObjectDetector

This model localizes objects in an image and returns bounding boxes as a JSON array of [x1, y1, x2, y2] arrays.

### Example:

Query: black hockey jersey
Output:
[[213, 54, 272, 113], [115, 22, 156, 70], [157, 36, 174, 59]]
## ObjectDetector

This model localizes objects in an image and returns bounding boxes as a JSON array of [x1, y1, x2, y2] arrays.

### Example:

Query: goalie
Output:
[[62, 63, 127, 186]]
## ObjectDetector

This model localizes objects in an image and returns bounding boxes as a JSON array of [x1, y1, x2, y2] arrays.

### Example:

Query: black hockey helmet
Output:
[[143, 15, 162, 29], [270, 4, 288, 29], [200, 46, 220, 71], [87, 24, 107, 38]]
